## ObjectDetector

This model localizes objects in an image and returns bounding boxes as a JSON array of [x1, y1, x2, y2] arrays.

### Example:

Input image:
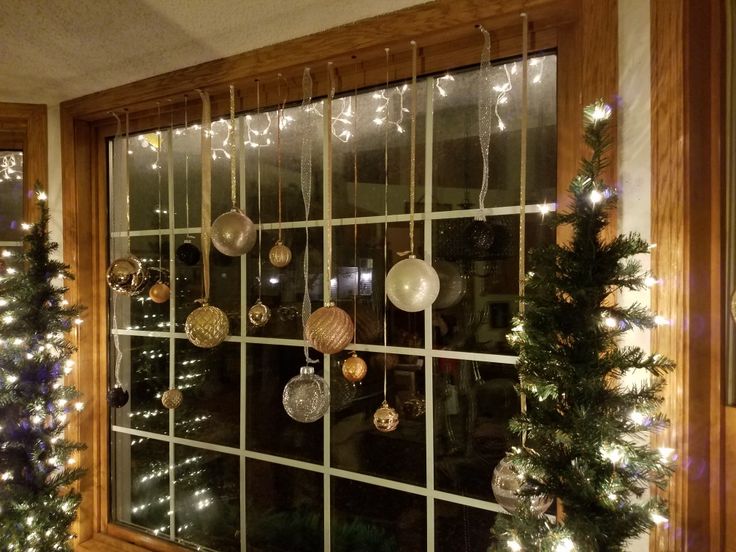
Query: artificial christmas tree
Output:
[[0, 190, 85, 550], [493, 101, 675, 551]]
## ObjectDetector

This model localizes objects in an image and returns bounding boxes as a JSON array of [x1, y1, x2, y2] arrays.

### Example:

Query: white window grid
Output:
[[108, 75, 557, 552]]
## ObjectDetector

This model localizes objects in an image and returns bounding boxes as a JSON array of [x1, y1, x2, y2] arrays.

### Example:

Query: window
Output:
[[0, 150, 25, 254], [109, 54, 557, 551]]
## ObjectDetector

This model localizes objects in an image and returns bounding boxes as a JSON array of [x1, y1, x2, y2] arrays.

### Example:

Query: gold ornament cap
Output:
[[373, 400, 399, 432]]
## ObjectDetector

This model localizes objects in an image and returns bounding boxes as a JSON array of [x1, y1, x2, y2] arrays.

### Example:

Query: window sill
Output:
[[79, 528, 189, 552]]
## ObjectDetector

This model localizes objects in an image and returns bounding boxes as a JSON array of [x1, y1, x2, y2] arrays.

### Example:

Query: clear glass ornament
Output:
[[185, 303, 229, 348], [491, 456, 553, 515], [282, 366, 330, 423], [386, 255, 440, 312], [106, 255, 147, 295], [211, 207, 256, 256]]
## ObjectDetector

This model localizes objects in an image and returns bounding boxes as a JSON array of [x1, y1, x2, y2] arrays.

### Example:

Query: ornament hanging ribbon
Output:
[[382, 49, 391, 400], [300, 68, 317, 365], [325, 63, 336, 303], [197, 89, 213, 304], [396, 42, 419, 259], [110, 111, 124, 388], [477, 25, 492, 221]]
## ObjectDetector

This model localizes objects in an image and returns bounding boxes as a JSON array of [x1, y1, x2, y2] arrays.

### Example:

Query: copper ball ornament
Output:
[[269, 241, 292, 268], [107, 386, 129, 408], [106, 256, 147, 295], [305, 303, 354, 355], [185, 303, 229, 348], [161, 388, 183, 409], [342, 352, 368, 383], [248, 299, 271, 327], [176, 240, 201, 266], [211, 207, 256, 256], [282, 366, 330, 423], [149, 281, 170, 304], [373, 400, 399, 432], [491, 456, 553, 515], [385, 255, 440, 312]]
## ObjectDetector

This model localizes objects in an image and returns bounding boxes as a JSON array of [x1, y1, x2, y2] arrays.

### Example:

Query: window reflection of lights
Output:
[[372, 84, 409, 134], [243, 113, 274, 148], [1, 152, 23, 181], [434, 73, 455, 97], [307, 97, 354, 143]]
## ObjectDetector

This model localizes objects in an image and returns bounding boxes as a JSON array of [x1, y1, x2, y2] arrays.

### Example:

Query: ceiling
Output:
[[0, 0, 429, 105]]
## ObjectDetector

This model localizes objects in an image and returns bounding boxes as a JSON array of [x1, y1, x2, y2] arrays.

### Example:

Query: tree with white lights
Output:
[[493, 101, 675, 551], [0, 189, 85, 550]]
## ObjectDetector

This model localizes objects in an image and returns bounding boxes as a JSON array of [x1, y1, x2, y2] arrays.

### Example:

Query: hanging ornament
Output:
[[282, 366, 330, 423], [185, 302, 229, 348], [248, 298, 271, 327], [161, 388, 183, 409], [433, 260, 466, 309], [385, 42, 440, 313], [106, 256, 147, 295], [107, 386, 129, 408], [342, 351, 367, 383], [305, 303, 354, 355], [491, 456, 553, 515], [149, 281, 171, 303], [463, 219, 496, 260], [373, 400, 399, 432], [176, 95, 202, 267], [269, 240, 292, 268]]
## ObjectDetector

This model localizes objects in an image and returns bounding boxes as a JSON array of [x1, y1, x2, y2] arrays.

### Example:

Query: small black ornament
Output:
[[176, 241, 201, 266], [463, 219, 495, 260], [107, 386, 129, 408]]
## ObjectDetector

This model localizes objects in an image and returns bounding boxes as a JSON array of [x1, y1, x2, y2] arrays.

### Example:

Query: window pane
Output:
[[434, 500, 497, 552], [433, 360, 518, 502], [0, 151, 24, 241], [128, 133, 170, 231], [246, 459, 323, 552]]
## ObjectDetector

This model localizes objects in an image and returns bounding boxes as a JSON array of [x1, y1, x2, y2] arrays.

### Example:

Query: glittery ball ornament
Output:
[[176, 240, 201, 266], [211, 207, 256, 256], [305, 303, 354, 355], [185, 303, 229, 348], [149, 281, 170, 304], [282, 366, 330, 423], [386, 255, 440, 312], [342, 352, 368, 383], [433, 260, 466, 309], [106, 256, 147, 295], [463, 219, 495, 260], [373, 400, 399, 432], [491, 456, 553, 515], [269, 241, 292, 268], [161, 388, 183, 409], [248, 299, 271, 327], [107, 386, 129, 408]]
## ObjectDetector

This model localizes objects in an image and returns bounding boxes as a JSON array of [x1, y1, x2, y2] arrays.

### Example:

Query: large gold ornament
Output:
[[211, 208, 256, 256], [106, 256, 147, 295], [385, 255, 440, 312], [342, 352, 367, 383], [269, 241, 292, 268], [185, 303, 229, 348], [373, 400, 399, 432], [248, 299, 271, 327], [305, 303, 354, 355], [491, 456, 553, 515], [161, 388, 183, 409], [149, 281, 170, 304]]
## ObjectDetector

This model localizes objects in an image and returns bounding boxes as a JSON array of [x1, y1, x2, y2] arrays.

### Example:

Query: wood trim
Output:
[[650, 0, 724, 550], [59, 1, 616, 549]]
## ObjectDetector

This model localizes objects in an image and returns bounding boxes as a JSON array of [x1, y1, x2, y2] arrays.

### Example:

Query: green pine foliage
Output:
[[492, 101, 675, 552], [0, 190, 86, 550]]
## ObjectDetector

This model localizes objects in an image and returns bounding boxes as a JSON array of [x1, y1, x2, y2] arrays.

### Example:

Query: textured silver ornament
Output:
[[106, 256, 147, 295], [373, 400, 399, 432], [491, 456, 553, 515], [282, 366, 330, 423], [268, 241, 292, 268], [386, 255, 440, 312], [161, 388, 183, 409], [211, 207, 256, 256], [248, 299, 271, 327], [185, 303, 229, 348]]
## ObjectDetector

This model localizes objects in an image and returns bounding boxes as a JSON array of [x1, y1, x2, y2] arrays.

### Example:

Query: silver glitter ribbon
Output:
[[477, 25, 492, 221]]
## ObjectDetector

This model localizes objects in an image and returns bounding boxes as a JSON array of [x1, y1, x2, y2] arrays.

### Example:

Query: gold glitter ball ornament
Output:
[[248, 299, 271, 327], [106, 255, 147, 295], [491, 456, 553, 515], [373, 400, 399, 432], [305, 303, 354, 355], [282, 366, 330, 423], [342, 352, 367, 383], [185, 303, 229, 348], [211, 207, 256, 256], [269, 241, 292, 268], [149, 281, 171, 304], [161, 388, 183, 409]]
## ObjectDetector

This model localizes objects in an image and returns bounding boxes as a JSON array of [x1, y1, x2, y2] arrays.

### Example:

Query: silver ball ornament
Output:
[[248, 299, 271, 327], [386, 255, 440, 312], [185, 303, 229, 348], [106, 256, 147, 295], [211, 208, 256, 256], [282, 366, 330, 423], [491, 456, 553, 515]]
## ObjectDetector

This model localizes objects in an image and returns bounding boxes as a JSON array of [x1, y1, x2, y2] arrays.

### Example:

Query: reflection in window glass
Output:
[[0, 150, 24, 242], [109, 54, 557, 550]]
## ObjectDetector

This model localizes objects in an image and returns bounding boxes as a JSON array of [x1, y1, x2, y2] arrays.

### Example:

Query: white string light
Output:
[[0, 152, 23, 181]]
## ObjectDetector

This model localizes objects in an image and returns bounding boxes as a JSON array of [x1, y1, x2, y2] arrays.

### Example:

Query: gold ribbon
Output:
[[198, 89, 212, 303]]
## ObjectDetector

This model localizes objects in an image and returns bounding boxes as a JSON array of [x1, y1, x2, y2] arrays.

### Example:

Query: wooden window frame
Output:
[[64, 1, 735, 550]]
